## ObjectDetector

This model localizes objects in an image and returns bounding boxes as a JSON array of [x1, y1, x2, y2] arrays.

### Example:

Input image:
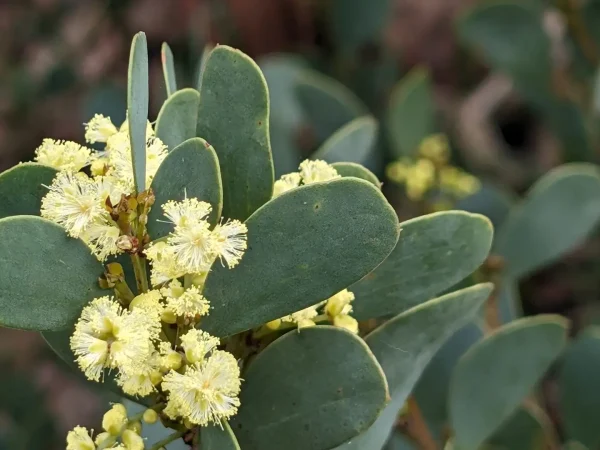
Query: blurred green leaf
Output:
[[0, 163, 57, 219], [456, 183, 516, 233], [331, 162, 381, 188], [386, 68, 436, 158], [487, 404, 551, 450], [313, 116, 378, 165], [450, 315, 568, 449], [155, 88, 200, 151], [201, 179, 399, 337], [127, 32, 149, 193], [352, 211, 493, 319], [197, 45, 274, 221], [232, 326, 389, 450], [559, 327, 600, 449], [161, 42, 178, 97], [495, 164, 600, 278]]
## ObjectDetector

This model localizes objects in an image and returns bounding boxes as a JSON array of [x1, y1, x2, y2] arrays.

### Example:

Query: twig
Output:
[[397, 396, 438, 450], [149, 430, 186, 450]]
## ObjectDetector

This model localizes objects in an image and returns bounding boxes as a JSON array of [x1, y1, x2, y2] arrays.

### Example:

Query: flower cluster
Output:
[[273, 159, 341, 197], [386, 133, 480, 205], [38, 114, 168, 261]]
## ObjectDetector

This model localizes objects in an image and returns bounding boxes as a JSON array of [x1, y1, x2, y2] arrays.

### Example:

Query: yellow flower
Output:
[[162, 198, 212, 228], [299, 160, 340, 184], [146, 241, 186, 286], [158, 341, 183, 371], [159, 279, 185, 299], [70, 296, 158, 381], [85, 114, 118, 144], [41, 172, 110, 237], [102, 403, 128, 436], [167, 220, 218, 274], [333, 315, 359, 334], [324, 289, 355, 318], [35, 138, 93, 172], [273, 173, 301, 197], [162, 350, 241, 426], [122, 429, 144, 450], [282, 303, 323, 329], [212, 220, 248, 268], [66, 426, 95, 450], [129, 290, 164, 319], [166, 285, 210, 319], [116, 353, 162, 397], [419, 133, 449, 165], [81, 220, 122, 261], [142, 409, 159, 424], [180, 329, 220, 364]]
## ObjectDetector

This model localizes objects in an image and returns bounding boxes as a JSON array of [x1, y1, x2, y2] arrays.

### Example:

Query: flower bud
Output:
[[265, 319, 281, 330], [142, 409, 159, 424], [102, 403, 127, 436], [122, 429, 144, 450], [94, 431, 111, 446], [126, 420, 142, 435], [161, 308, 177, 324], [333, 315, 359, 334]]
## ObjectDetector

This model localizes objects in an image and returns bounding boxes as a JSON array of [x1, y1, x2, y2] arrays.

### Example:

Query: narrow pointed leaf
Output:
[[331, 162, 381, 188], [0, 163, 57, 218], [387, 68, 435, 158], [155, 88, 200, 151], [495, 164, 600, 278], [232, 326, 389, 450], [352, 211, 493, 319], [450, 315, 568, 450], [200, 422, 240, 450], [296, 70, 367, 143], [313, 116, 378, 164], [127, 32, 149, 193], [148, 138, 222, 238], [201, 178, 399, 337], [161, 42, 177, 97], [197, 45, 274, 221], [559, 327, 600, 449], [0, 216, 104, 331], [196, 43, 214, 92], [335, 284, 493, 450]]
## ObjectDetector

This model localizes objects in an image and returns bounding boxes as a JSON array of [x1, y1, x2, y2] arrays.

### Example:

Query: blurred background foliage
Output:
[[2, 0, 600, 449]]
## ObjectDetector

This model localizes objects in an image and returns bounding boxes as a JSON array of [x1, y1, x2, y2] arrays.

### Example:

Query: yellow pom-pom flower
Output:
[[273, 172, 301, 197], [299, 159, 341, 184], [129, 290, 165, 319], [165, 285, 210, 319], [116, 352, 162, 397], [180, 329, 220, 364], [167, 220, 217, 273], [145, 242, 186, 287], [333, 314, 359, 334], [70, 296, 159, 381], [212, 220, 248, 269], [85, 114, 118, 144], [324, 289, 355, 318], [35, 138, 93, 172], [122, 429, 144, 450], [102, 403, 128, 436], [162, 198, 212, 228], [162, 350, 241, 426], [66, 426, 95, 450], [282, 303, 323, 329]]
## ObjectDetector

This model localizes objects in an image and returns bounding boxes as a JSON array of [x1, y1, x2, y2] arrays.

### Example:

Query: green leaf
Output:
[[352, 211, 493, 319], [200, 422, 240, 450], [335, 284, 492, 450], [414, 323, 484, 442], [232, 326, 389, 450], [331, 162, 381, 188], [456, 183, 515, 232], [387, 68, 435, 158], [155, 88, 200, 151], [201, 178, 399, 337], [196, 43, 214, 92], [559, 327, 600, 449], [313, 116, 378, 165], [296, 70, 367, 144], [127, 32, 149, 193], [457, 2, 551, 86], [329, 0, 393, 56], [497, 279, 521, 325], [197, 45, 274, 221], [495, 164, 600, 279], [0, 216, 104, 331], [0, 163, 57, 219], [147, 138, 222, 238], [259, 55, 307, 175], [161, 42, 177, 97], [487, 404, 551, 450], [449, 315, 568, 450]]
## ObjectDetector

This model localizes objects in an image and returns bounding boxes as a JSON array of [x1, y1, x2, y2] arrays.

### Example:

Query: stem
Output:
[[252, 315, 331, 339], [130, 254, 149, 293], [149, 430, 186, 450], [398, 396, 438, 450]]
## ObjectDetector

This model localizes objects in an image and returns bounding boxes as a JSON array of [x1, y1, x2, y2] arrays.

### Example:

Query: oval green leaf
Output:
[[331, 162, 381, 189], [200, 422, 240, 450], [0, 163, 57, 219], [201, 178, 400, 337], [352, 211, 493, 320], [296, 70, 367, 144], [313, 116, 378, 165], [0, 216, 104, 331], [487, 404, 551, 450], [336, 284, 492, 450], [161, 42, 177, 97], [449, 315, 568, 450], [232, 326, 389, 450], [456, 182, 515, 232], [387, 68, 435, 158], [147, 137, 222, 238], [197, 45, 274, 221], [559, 327, 600, 449], [155, 88, 200, 151], [127, 32, 149, 193], [495, 164, 600, 279]]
